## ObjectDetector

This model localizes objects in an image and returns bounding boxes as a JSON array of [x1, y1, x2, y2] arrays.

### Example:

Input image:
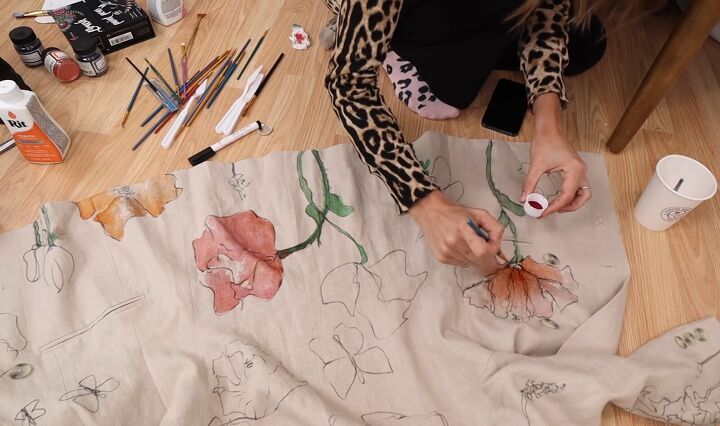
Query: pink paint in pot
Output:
[[524, 193, 549, 218]]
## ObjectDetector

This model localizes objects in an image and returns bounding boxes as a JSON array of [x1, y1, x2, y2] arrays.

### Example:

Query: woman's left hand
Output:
[[521, 93, 591, 218]]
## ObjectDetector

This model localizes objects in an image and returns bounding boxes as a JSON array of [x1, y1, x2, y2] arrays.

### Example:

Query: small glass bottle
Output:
[[9, 27, 44, 68], [72, 38, 108, 77], [42, 47, 81, 83]]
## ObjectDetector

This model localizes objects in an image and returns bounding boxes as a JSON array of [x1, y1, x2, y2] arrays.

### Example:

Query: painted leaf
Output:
[[305, 204, 323, 225], [496, 192, 525, 217], [327, 193, 353, 217]]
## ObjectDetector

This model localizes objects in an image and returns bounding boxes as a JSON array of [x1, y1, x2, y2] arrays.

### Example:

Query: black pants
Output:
[[391, 4, 607, 109]]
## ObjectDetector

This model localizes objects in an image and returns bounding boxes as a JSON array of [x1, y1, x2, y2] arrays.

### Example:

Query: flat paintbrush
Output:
[[184, 51, 237, 127], [241, 52, 284, 117], [13, 10, 49, 18], [205, 41, 251, 109]]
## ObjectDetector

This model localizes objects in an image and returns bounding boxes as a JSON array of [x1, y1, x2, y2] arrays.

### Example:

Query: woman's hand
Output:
[[409, 191, 504, 275], [521, 93, 591, 217]]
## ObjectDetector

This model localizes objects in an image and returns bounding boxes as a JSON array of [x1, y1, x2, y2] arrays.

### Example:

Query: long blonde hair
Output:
[[509, 0, 661, 29]]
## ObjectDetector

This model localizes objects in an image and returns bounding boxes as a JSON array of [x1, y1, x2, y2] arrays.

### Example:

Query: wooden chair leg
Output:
[[606, 0, 720, 153]]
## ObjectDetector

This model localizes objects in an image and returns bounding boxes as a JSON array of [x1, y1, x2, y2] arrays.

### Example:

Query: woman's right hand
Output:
[[409, 190, 505, 275]]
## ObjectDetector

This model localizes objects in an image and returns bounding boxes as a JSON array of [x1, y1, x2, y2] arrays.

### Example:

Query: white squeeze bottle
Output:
[[0, 80, 71, 164], [147, 0, 185, 26]]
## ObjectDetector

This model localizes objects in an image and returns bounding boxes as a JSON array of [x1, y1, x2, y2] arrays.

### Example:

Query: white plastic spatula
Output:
[[215, 66, 263, 136], [160, 79, 208, 150]]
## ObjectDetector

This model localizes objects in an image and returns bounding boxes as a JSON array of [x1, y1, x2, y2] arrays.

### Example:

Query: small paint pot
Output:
[[524, 193, 548, 218]]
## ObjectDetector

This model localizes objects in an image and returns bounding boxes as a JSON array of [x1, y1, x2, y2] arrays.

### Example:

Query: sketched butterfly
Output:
[[15, 399, 46, 426], [59, 375, 120, 413], [309, 324, 393, 400]]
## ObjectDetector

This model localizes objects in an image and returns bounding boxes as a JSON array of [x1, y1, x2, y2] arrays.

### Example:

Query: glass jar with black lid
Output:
[[72, 38, 108, 77]]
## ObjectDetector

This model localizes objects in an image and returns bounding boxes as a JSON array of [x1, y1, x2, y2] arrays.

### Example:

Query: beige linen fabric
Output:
[[1, 132, 718, 425]]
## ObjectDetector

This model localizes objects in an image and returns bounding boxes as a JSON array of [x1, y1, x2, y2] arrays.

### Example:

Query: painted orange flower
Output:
[[192, 211, 284, 315], [456, 257, 578, 322], [75, 174, 181, 240]]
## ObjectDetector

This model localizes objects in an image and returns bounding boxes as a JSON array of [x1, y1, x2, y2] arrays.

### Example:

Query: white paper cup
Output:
[[524, 193, 548, 218], [634, 155, 717, 231]]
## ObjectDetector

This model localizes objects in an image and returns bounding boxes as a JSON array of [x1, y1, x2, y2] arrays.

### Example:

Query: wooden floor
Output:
[[1, 1, 719, 424]]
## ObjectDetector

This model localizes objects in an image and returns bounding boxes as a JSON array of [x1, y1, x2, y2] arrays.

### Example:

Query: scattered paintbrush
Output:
[[168, 48, 179, 87], [0, 137, 15, 155], [236, 28, 268, 80], [241, 52, 284, 117], [466, 218, 510, 264], [132, 110, 173, 151], [180, 43, 188, 97], [14, 10, 49, 18], [125, 57, 177, 112], [183, 13, 207, 60], [144, 57, 179, 102], [122, 67, 148, 128], [139, 50, 230, 128], [206, 44, 250, 109], [185, 51, 236, 127]]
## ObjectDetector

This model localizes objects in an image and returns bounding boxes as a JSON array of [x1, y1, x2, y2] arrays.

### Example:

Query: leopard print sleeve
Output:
[[325, 0, 437, 213], [519, 0, 570, 108]]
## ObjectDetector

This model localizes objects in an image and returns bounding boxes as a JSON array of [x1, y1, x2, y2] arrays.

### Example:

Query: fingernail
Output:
[[519, 192, 526, 202]]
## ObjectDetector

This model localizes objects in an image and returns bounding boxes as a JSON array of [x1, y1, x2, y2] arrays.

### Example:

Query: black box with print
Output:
[[51, 0, 155, 53]]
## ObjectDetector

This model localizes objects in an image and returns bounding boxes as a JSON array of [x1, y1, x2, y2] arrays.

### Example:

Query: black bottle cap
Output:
[[9, 27, 37, 45], [188, 147, 216, 166], [72, 38, 98, 55]]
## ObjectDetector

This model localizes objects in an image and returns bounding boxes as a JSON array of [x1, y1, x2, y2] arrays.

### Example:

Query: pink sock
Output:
[[383, 51, 460, 120]]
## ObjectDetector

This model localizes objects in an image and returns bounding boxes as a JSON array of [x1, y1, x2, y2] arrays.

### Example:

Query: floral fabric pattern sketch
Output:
[[228, 163, 250, 199], [310, 324, 392, 399], [23, 206, 75, 292], [210, 340, 305, 422], [0, 313, 27, 377], [320, 250, 427, 339], [520, 379, 566, 426]]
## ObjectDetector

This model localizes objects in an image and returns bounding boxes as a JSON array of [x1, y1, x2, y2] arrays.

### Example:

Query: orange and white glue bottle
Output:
[[0, 80, 70, 164]]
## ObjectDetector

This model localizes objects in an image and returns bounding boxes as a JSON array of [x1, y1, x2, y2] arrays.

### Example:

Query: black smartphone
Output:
[[481, 78, 527, 137]]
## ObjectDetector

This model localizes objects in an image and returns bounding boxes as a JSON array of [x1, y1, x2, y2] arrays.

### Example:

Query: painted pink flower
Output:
[[456, 257, 578, 322], [193, 211, 283, 315]]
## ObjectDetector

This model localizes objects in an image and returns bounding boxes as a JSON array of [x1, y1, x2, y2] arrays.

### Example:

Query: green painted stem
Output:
[[277, 150, 367, 263], [486, 141, 522, 264]]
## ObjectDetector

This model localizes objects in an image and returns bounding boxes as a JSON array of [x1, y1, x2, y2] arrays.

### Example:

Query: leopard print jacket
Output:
[[325, 0, 570, 213]]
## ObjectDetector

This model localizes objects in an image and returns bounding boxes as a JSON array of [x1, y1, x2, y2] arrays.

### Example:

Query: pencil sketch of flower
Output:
[[23, 206, 75, 292], [520, 379, 566, 426], [193, 211, 284, 315], [210, 341, 305, 422], [0, 313, 27, 378], [321, 250, 427, 339], [228, 163, 250, 199], [75, 174, 181, 240], [456, 257, 578, 322]]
